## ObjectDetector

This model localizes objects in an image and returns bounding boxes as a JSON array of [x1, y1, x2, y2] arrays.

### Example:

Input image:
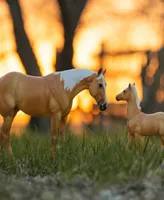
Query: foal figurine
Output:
[[116, 83, 164, 149], [0, 68, 108, 156]]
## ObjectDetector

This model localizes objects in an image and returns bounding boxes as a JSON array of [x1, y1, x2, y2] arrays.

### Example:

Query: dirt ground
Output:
[[0, 171, 164, 200]]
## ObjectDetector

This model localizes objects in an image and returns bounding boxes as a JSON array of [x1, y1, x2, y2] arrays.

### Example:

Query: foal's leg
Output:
[[126, 131, 134, 149], [0, 128, 4, 149], [159, 125, 164, 149], [59, 116, 67, 142], [51, 112, 62, 157], [160, 136, 164, 149], [1, 109, 18, 156], [135, 133, 142, 151]]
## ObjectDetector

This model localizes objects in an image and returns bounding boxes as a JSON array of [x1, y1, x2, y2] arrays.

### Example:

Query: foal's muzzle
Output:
[[116, 95, 121, 101], [99, 100, 108, 111], [116, 95, 119, 101]]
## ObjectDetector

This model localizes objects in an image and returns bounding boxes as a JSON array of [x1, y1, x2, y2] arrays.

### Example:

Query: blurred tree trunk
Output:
[[6, 0, 50, 133], [141, 51, 151, 111], [56, 0, 87, 71], [141, 48, 164, 113]]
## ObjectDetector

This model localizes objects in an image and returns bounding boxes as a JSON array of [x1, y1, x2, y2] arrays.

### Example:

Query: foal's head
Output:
[[116, 83, 141, 108], [89, 68, 108, 111]]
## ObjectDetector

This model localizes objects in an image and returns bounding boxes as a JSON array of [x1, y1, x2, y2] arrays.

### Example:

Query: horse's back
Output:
[[141, 112, 164, 135], [0, 72, 43, 93], [0, 71, 20, 86], [0, 72, 48, 115], [148, 112, 164, 120]]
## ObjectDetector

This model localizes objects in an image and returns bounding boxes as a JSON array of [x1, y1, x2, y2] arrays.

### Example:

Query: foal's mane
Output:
[[131, 84, 141, 110]]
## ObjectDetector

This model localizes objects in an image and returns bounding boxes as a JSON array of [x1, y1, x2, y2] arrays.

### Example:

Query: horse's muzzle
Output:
[[99, 100, 108, 111]]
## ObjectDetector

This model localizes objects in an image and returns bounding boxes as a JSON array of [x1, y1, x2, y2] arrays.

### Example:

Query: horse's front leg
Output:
[[51, 112, 62, 157], [1, 109, 18, 156], [59, 116, 68, 142]]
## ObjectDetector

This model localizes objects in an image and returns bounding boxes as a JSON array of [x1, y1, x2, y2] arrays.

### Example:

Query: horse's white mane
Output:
[[54, 69, 98, 91], [131, 84, 141, 110]]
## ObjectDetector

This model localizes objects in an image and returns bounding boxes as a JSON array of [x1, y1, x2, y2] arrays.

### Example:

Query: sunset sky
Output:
[[0, 0, 163, 132]]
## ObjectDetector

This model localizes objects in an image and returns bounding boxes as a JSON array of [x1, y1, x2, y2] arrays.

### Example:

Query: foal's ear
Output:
[[103, 69, 107, 75], [97, 68, 103, 77], [128, 83, 131, 90], [133, 83, 135, 85]]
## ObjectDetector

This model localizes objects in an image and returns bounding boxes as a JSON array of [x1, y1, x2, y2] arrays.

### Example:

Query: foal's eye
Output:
[[99, 84, 103, 88], [123, 90, 126, 93]]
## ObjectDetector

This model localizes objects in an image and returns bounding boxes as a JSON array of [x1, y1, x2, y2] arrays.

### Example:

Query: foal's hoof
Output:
[[50, 151, 55, 158]]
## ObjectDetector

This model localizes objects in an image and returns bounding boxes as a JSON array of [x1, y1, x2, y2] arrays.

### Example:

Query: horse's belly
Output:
[[17, 99, 51, 117], [20, 107, 50, 117], [141, 122, 159, 136]]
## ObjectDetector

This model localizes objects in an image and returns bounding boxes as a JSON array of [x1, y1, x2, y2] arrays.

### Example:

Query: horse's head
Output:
[[89, 68, 108, 111], [116, 83, 135, 102]]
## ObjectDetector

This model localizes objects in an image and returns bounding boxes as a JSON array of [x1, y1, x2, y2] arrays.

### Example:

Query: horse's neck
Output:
[[127, 99, 141, 120], [56, 69, 94, 89], [69, 74, 95, 99], [55, 69, 95, 99]]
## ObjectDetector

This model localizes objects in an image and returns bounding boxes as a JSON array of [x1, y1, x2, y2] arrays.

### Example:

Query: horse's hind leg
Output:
[[134, 133, 142, 151], [1, 108, 18, 156], [59, 116, 68, 142], [51, 111, 62, 157]]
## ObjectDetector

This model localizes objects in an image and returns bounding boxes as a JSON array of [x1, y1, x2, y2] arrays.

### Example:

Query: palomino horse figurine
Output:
[[0, 68, 108, 156], [116, 83, 164, 149]]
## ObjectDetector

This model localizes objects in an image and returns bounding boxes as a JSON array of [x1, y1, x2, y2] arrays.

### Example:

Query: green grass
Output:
[[0, 128, 163, 184]]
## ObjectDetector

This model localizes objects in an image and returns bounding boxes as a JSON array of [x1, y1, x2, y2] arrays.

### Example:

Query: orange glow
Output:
[[92, 107, 100, 115], [110, 0, 137, 13], [2, 53, 25, 74], [129, 20, 163, 51], [146, 53, 159, 78], [34, 41, 55, 75], [104, 53, 146, 75], [71, 96, 79, 111], [156, 90, 164, 103], [0, 0, 163, 132], [72, 90, 94, 112], [73, 28, 103, 70], [0, 111, 30, 135], [78, 90, 94, 112], [105, 75, 143, 103]]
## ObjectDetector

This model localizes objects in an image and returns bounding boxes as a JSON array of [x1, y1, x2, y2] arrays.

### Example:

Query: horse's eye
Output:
[[124, 90, 126, 93], [99, 84, 103, 88]]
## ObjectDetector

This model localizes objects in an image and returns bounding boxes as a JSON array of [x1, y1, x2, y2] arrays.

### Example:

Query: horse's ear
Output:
[[97, 68, 103, 77], [133, 83, 135, 85], [128, 83, 131, 90], [103, 69, 107, 75]]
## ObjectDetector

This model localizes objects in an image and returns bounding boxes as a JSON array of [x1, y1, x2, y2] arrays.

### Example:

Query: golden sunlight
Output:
[[34, 41, 55, 75], [0, 0, 163, 132], [73, 28, 103, 70]]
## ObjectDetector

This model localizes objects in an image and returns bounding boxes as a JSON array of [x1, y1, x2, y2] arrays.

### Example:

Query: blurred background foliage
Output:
[[0, 0, 163, 134]]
